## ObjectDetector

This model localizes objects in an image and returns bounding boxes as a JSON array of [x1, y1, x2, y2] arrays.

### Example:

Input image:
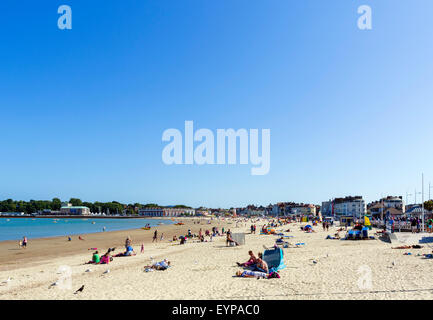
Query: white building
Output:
[[332, 196, 366, 219], [321, 201, 333, 216], [383, 196, 405, 213], [60, 206, 91, 215], [138, 207, 195, 217]]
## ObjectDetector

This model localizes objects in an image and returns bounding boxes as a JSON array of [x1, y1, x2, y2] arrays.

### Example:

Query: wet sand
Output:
[[0, 217, 230, 272]]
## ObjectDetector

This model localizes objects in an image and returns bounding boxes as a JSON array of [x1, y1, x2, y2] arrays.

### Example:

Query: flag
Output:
[[364, 215, 371, 226]]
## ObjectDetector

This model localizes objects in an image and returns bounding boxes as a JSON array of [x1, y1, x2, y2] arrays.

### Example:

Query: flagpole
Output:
[[422, 173, 425, 232]]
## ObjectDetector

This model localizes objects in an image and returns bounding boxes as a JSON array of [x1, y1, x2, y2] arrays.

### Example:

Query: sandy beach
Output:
[[1, 218, 433, 300]]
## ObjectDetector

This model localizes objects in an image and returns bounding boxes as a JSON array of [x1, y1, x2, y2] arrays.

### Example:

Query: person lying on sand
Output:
[[144, 259, 171, 271], [115, 246, 136, 257], [326, 232, 341, 240], [392, 245, 423, 249], [236, 270, 267, 279], [79, 236, 85, 240], [236, 251, 258, 267], [100, 252, 112, 264]]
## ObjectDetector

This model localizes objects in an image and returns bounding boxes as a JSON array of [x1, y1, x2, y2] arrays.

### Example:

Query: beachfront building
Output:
[[271, 203, 285, 216], [280, 203, 317, 217], [323, 196, 366, 219], [321, 200, 333, 216], [138, 207, 195, 217], [60, 206, 91, 215], [289, 204, 317, 216], [368, 196, 405, 219], [405, 205, 432, 219]]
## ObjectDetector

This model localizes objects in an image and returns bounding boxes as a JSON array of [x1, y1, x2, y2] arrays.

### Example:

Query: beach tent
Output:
[[263, 247, 286, 273]]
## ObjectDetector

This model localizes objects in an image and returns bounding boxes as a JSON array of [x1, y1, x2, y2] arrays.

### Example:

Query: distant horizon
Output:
[[1, 194, 431, 210]]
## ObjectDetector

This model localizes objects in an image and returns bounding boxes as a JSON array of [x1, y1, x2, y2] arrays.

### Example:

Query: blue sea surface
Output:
[[0, 217, 173, 241]]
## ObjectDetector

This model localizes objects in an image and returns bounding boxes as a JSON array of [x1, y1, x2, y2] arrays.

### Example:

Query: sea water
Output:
[[0, 217, 173, 241]]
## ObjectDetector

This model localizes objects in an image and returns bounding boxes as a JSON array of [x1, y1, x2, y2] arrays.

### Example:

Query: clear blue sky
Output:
[[1, 1, 433, 208]]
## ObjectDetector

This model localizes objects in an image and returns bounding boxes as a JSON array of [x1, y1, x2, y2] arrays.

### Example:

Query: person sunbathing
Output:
[[254, 253, 269, 273], [115, 246, 136, 256], [392, 245, 423, 249], [144, 259, 171, 271], [236, 251, 258, 267], [235, 270, 267, 279], [276, 237, 284, 244], [226, 232, 239, 246], [100, 253, 111, 264]]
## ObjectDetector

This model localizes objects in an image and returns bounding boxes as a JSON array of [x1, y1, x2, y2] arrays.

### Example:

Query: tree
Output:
[[52, 198, 62, 210], [424, 200, 433, 212], [69, 198, 83, 206]]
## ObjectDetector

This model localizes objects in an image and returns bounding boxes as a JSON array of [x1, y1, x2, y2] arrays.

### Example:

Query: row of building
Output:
[[16, 196, 429, 219]]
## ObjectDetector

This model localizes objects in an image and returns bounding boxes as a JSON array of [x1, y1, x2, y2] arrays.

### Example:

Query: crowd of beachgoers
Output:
[[3, 215, 433, 299]]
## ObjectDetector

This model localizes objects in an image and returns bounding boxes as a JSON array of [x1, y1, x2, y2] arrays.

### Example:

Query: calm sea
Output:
[[0, 217, 174, 241]]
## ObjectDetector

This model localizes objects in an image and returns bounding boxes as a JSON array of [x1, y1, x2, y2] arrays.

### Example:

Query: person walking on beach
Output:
[[160, 233, 164, 241], [411, 218, 417, 233], [141, 243, 144, 254], [153, 230, 158, 242], [22, 236, 27, 248]]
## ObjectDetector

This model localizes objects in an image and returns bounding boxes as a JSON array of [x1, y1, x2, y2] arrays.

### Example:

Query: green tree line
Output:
[[0, 198, 192, 215]]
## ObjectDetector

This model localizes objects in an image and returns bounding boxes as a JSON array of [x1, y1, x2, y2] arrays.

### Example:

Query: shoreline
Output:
[[0, 217, 231, 272], [0, 216, 201, 242], [0, 215, 186, 219]]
